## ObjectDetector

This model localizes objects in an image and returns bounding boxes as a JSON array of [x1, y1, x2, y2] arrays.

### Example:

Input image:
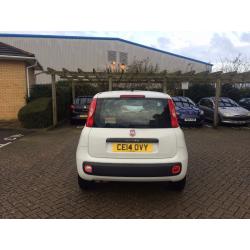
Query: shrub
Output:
[[185, 83, 215, 103], [75, 83, 100, 95], [221, 84, 241, 101], [18, 97, 53, 128]]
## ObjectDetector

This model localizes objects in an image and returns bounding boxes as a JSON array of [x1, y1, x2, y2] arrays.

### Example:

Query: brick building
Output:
[[0, 42, 42, 120]]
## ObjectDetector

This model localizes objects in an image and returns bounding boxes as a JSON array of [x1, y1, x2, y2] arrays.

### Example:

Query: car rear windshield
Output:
[[174, 100, 195, 108], [219, 99, 239, 107], [74, 97, 92, 105], [93, 98, 172, 128]]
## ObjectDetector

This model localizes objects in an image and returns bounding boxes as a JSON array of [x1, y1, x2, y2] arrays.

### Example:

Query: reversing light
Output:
[[171, 164, 181, 175], [84, 164, 93, 174]]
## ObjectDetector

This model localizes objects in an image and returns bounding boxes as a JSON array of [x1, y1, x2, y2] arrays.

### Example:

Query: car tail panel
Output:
[[88, 128, 177, 159]]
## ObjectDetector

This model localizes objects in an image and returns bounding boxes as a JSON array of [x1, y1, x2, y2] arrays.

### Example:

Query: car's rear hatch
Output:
[[87, 95, 178, 159]]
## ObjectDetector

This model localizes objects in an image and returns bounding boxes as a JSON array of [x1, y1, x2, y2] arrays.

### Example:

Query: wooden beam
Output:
[[163, 77, 167, 93], [72, 81, 76, 103], [108, 76, 112, 91], [213, 79, 221, 128], [51, 73, 57, 127], [77, 68, 94, 83], [47, 67, 57, 74]]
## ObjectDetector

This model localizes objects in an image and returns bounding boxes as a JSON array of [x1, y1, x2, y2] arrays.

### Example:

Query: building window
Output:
[[119, 52, 128, 65], [108, 50, 117, 62]]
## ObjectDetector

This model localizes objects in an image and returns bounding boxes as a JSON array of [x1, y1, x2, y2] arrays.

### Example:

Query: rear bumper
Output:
[[82, 162, 182, 177], [76, 147, 188, 182]]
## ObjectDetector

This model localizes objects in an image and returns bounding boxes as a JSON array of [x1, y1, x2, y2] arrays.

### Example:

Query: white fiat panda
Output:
[[76, 91, 188, 190]]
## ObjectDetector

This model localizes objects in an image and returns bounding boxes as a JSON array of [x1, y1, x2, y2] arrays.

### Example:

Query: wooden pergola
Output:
[[45, 67, 250, 128]]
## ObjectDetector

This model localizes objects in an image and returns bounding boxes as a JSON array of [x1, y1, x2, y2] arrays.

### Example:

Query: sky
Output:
[[2, 0, 250, 70], [13, 31, 250, 68]]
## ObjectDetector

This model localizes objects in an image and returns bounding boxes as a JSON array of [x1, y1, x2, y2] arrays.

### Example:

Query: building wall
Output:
[[0, 36, 212, 84], [0, 60, 27, 120]]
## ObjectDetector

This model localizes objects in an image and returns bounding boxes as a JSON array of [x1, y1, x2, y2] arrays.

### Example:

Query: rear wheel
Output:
[[78, 175, 94, 190], [171, 177, 186, 191]]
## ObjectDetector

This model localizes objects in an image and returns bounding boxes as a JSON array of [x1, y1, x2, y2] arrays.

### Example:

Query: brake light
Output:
[[86, 98, 97, 127], [168, 99, 179, 128], [120, 95, 145, 98]]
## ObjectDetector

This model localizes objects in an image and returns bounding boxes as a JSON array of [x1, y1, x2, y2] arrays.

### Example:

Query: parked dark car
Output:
[[239, 98, 250, 111], [70, 96, 93, 124], [172, 96, 205, 126], [198, 97, 250, 125]]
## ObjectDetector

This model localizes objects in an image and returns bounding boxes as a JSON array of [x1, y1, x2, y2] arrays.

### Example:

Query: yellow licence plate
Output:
[[112, 143, 153, 152]]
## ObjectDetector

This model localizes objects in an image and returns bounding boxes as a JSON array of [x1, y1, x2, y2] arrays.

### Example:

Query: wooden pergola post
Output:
[[108, 76, 112, 91], [213, 79, 221, 128], [163, 77, 167, 93], [72, 81, 76, 103], [51, 73, 57, 127]]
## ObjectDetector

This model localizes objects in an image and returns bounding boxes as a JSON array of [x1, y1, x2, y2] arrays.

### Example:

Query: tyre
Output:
[[78, 175, 94, 190], [171, 177, 186, 191]]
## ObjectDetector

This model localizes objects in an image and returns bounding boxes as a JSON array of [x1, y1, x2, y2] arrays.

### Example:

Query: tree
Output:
[[126, 58, 159, 73], [214, 53, 250, 73]]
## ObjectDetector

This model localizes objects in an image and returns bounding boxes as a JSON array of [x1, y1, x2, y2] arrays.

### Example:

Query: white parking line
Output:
[[4, 134, 23, 141], [0, 142, 12, 148], [0, 133, 24, 149]]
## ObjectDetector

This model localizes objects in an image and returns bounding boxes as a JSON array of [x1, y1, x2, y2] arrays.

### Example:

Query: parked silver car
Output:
[[198, 97, 250, 125]]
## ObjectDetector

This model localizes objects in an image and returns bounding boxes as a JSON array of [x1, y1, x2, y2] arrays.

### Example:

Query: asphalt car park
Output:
[[0, 125, 250, 219]]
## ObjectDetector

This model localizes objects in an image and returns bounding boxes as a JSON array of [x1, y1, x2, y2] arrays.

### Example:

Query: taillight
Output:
[[86, 98, 97, 127], [168, 99, 179, 128], [70, 104, 75, 110]]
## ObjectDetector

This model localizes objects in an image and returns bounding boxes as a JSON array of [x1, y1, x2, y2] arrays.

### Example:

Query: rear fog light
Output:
[[171, 164, 181, 175]]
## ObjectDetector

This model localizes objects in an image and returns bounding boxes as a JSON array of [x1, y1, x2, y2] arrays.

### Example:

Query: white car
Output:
[[76, 91, 188, 190]]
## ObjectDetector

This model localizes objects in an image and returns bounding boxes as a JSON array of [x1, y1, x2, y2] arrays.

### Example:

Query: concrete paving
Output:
[[0, 126, 250, 218]]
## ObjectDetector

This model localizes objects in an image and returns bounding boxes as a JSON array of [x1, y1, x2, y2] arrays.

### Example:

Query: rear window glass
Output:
[[74, 97, 92, 105], [173, 97, 196, 108], [174, 100, 195, 107], [93, 98, 172, 128], [219, 98, 239, 107]]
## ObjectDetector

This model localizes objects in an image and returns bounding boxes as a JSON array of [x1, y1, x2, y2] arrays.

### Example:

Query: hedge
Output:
[[18, 97, 53, 128], [184, 83, 250, 103], [19, 82, 101, 128]]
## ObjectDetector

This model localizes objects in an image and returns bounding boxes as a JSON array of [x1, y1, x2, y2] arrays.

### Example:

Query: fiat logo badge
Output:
[[130, 129, 136, 137]]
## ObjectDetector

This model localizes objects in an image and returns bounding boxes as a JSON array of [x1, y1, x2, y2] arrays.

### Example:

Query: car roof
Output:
[[94, 91, 171, 99], [76, 96, 93, 98], [201, 97, 232, 101], [172, 96, 192, 101]]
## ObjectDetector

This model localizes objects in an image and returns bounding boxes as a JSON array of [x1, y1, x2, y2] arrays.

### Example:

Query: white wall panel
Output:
[[0, 36, 212, 83]]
